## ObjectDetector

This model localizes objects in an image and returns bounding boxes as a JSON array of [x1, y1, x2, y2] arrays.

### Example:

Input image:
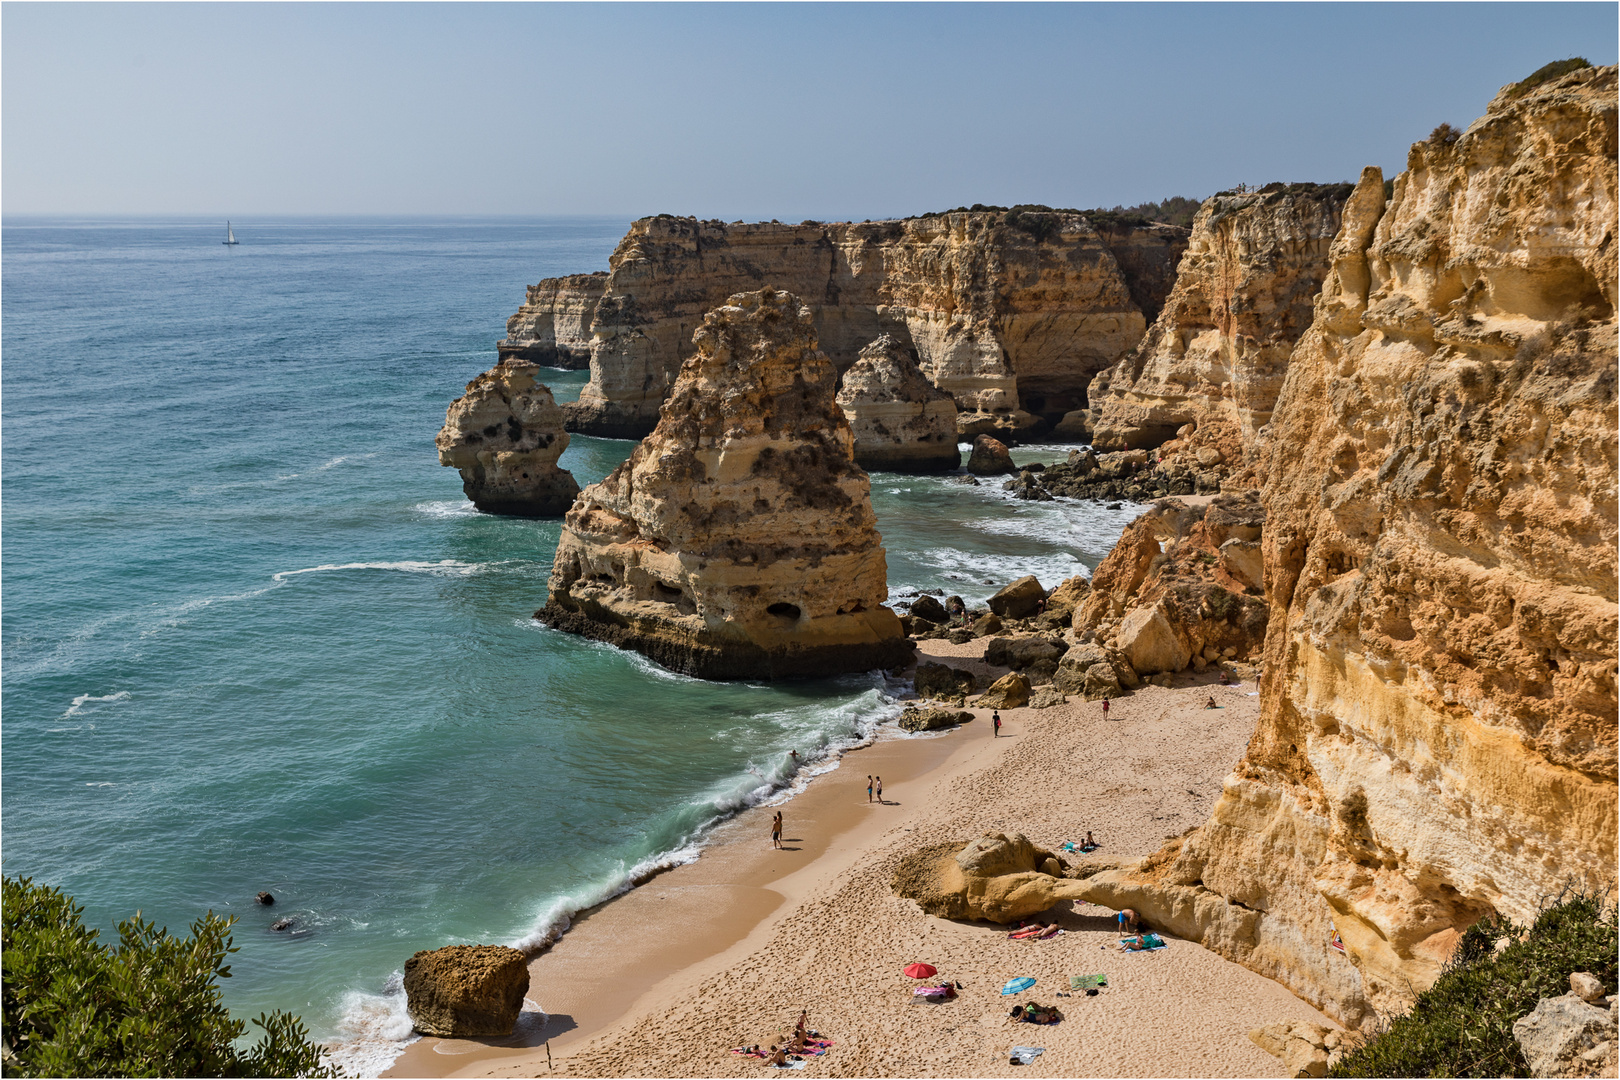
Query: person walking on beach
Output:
[[1101, 698, 1110, 719], [867, 775, 874, 803], [771, 810, 784, 849], [875, 776, 883, 803], [993, 710, 1002, 737]]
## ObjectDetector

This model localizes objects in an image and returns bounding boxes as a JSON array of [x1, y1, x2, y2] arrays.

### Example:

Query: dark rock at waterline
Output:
[[270, 918, 294, 932], [909, 594, 948, 624], [403, 944, 529, 1038], [256, 892, 275, 905]]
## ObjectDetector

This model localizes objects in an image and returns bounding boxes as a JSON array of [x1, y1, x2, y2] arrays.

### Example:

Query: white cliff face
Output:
[[504, 213, 1187, 439], [1077, 65, 1619, 1030], [835, 334, 960, 473], [435, 362, 579, 517], [540, 288, 911, 680]]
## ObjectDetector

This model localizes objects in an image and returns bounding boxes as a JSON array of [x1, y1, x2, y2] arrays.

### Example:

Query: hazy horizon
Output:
[[5, 2, 1615, 220]]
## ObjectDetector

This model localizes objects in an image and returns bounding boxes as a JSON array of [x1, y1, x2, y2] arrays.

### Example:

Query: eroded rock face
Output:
[[1080, 66, 1619, 1029], [436, 362, 580, 517], [1073, 494, 1269, 669], [507, 213, 1187, 439], [892, 833, 1085, 924], [835, 334, 960, 472], [1089, 185, 1352, 456], [539, 288, 910, 680], [402, 944, 529, 1037], [498, 272, 608, 369]]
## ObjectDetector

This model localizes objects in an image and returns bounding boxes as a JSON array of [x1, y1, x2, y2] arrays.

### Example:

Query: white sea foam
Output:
[[411, 499, 479, 520], [272, 559, 485, 582], [139, 584, 283, 638], [63, 690, 130, 717], [325, 971, 419, 1078], [508, 843, 704, 954]]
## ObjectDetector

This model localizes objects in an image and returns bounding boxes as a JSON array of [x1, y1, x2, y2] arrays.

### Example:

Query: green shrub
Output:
[[1, 876, 339, 1077], [1429, 123, 1462, 147], [1329, 888, 1617, 1078], [1512, 57, 1593, 96]]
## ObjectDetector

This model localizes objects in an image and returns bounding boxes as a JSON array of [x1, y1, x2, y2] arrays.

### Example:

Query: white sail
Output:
[[224, 221, 239, 245]]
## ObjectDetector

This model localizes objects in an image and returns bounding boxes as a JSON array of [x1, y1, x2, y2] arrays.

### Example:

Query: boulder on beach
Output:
[[892, 832, 1087, 924], [914, 662, 977, 703], [988, 575, 1046, 619], [976, 671, 1031, 709], [1116, 601, 1192, 675], [402, 944, 529, 1038], [984, 635, 1068, 671], [909, 594, 948, 624], [899, 707, 975, 733]]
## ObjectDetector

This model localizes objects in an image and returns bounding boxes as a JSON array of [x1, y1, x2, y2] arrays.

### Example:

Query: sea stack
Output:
[[539, 287, 911, 680], [835, 334, 961, 473], [435, 362, 580, 517]]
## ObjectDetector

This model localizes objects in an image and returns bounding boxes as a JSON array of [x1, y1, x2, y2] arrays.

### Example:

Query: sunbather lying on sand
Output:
[[1007, 922, 1059, 939], [1009, 1002, 1064, 1024]]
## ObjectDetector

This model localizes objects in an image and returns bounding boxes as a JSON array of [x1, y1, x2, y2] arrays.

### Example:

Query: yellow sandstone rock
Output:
[[435, 362, 579, 517], [1076, 65, 1619, 1029], [507, 213, 1187, 439], [834, 334, 960, 473], [1089, 184, 1352, 454], [539, 288, 911, 680]]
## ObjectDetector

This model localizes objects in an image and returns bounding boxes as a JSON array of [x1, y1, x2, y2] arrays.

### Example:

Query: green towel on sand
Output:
[[1069, 974, 1108, 990]]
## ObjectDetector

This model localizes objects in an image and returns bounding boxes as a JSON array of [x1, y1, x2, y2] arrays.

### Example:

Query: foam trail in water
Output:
[[412, 499, 479, 519], [63, 690, 130, 717], [272, 560, 484, 582]]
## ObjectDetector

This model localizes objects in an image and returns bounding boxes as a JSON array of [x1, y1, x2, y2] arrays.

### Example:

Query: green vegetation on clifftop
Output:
[[1330, 890, 1617, 1078]]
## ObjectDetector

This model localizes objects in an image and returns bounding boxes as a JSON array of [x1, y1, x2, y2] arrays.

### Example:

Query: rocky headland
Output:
[[834, 333, 961, 473], [498, 271, 608, 368], [538, 287, 912, 680], [502, 211, 1188, 439], [1074, 64, 1619, 1029], [435, 361, 580, 516]]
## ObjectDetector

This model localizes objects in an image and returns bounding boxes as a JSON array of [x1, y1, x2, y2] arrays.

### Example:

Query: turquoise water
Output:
[[0, 218, 1139, 1073]]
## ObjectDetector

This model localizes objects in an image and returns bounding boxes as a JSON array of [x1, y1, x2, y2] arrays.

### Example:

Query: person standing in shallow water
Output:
[[771, 810, 784, 849]]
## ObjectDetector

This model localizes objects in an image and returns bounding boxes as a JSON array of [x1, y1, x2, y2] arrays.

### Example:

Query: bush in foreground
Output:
[[1, 876, 338, 1078], [1329, 888, 1617, 1078]]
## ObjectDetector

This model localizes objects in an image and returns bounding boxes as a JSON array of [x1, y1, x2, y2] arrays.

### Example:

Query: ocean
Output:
[[0, 218, 1140, 1073]]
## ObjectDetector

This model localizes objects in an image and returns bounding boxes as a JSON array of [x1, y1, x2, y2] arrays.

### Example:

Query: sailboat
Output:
[[223, 221, 239, 246]]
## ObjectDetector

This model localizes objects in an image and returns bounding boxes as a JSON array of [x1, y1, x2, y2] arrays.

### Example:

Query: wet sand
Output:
[[386, 644, 1332, 1078]]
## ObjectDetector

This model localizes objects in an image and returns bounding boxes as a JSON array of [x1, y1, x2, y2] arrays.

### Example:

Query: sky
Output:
[[4, 2, 1615, 220]]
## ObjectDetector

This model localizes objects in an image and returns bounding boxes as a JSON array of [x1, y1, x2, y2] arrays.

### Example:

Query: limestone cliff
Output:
[[1079, 65, 1619, 1029], [1089, 184, 1352, 458], [435, 361, 580, 517], [1072, 494, 1269, 672], [506, 213, 1187, 439], [835, 334, 960, 473], [498, 271, 607, 368], [538, 288, 911, 679]]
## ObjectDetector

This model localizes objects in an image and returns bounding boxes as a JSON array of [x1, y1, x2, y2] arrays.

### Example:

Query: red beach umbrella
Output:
[[903, 962, 937, 979]]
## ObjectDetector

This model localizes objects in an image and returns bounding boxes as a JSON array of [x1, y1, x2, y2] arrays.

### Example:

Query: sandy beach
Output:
[[386, 643, 1335, 1078]]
